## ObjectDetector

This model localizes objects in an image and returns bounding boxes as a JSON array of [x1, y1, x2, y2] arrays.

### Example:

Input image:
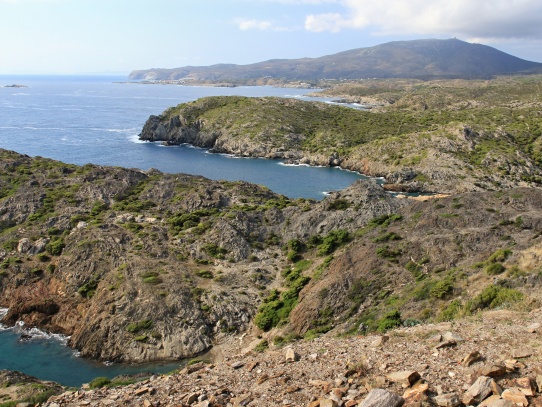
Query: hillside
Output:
[[129, 39, 542, 83], [2, 74, 542, 404], [1, 150, 542, 406], [138, 75, 542, 194]]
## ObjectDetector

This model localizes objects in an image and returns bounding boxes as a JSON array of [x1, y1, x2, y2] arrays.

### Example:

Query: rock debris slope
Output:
[[43, 309, 542, 406]]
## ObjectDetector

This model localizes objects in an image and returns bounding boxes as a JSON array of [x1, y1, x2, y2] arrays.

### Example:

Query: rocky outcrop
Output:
[[139, 114, 217, 147], [0, 370, 64, 405]]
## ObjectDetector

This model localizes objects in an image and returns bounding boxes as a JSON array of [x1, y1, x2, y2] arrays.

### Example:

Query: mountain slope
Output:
[[129, 39, 542, 82]]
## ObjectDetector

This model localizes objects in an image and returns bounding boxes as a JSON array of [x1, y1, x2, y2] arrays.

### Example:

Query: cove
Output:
[[135, 142, 367, 199], [0, 320, 181, 387]]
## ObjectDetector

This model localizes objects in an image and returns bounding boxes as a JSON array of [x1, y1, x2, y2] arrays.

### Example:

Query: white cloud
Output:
[[304, 0, 542, 40], [234, 18, 294, 31], [305, 13, 347, 32], [236, 18, 273, 30]]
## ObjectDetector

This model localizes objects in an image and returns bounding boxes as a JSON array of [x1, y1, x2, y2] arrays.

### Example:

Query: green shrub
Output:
[[317, 229, 349, 256], [90, 200, 108, 216], [485, 262, 506, 275], [488, 248, 512, 263], [430, 277, 454, 298], [88, 376, 111, 389], [328, 198, 350, 210], [465, 285, 523, 314], [286, 239, 303, 262], [195, 269, 214, 279], [365, 214, 402, 230], [47, 227, 62, 236], [377, 310, 402, 332], [126, 319, 153, 333], [37, 253, 50, 262], [203, 243, 227, 258], [78, 278, 99, 298], [372, 232, 402, 243], [28, 389, 59, 404], [254, 339, 269, 353], [437, 299, 463, 322], [376, 245, 402, 261], [46, 238, 65, 256], [141, 271, 162, 284]]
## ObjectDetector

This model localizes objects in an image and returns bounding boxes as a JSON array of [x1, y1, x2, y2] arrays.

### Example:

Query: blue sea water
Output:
[[0, 75, 366, 387], [0, 75, 365, 199]]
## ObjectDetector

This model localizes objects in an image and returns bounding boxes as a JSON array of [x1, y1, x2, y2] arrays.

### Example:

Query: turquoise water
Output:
[[0, 320, 181, 387]]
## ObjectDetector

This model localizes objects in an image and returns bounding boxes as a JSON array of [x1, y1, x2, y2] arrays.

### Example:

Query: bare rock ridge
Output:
[[0, 149, 407, 364], [129, 38, 542, 82]]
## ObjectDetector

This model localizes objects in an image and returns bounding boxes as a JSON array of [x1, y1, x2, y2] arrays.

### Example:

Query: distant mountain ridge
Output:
[[129, 38, 542, 81]]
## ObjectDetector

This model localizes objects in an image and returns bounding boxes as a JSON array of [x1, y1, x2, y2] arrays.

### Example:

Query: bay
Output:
[[0, 75, 366, 386], [0, 75, 365, 199], [0, 318, 181, 388]]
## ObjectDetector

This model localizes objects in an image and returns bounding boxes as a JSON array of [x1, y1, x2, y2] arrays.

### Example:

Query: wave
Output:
[[12, 320, 70, 345], [278, 162, 326, 168], [0, 314, 70, 345], [128, 134, 145, 144], [0, 308, 8, 329]]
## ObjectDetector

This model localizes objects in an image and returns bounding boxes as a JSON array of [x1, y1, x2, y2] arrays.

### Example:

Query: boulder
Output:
[[285, 347, 299, 362], [433, 393, 461, 407], [386, 371, 421, 387], [461, 350, 482, 367], [501, 388, 528, 406], [462, 376, 496, 406], [358, 389, 404, 407]]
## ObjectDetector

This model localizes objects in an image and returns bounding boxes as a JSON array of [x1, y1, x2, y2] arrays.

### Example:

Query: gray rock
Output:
[[358, 388, 404, 407], [462, 376, 495, 406], [442, 331, 464, 342], [17, 238, 32, 253]]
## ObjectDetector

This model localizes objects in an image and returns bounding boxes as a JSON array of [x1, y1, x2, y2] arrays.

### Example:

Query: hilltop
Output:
[[129, 39, 542, 83]]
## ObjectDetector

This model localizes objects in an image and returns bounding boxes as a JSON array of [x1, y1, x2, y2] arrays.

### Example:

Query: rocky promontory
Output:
[[138, 88, 542, 194]]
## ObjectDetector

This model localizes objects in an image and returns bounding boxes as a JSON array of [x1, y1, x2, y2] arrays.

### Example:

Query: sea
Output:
[[0, 75, 367, 387]]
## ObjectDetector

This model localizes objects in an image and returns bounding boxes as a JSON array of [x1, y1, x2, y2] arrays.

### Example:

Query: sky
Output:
[[1, 0, 542, 75]]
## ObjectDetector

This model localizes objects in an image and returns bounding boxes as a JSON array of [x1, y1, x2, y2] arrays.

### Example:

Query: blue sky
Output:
[[1, 0, 542, 75]]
